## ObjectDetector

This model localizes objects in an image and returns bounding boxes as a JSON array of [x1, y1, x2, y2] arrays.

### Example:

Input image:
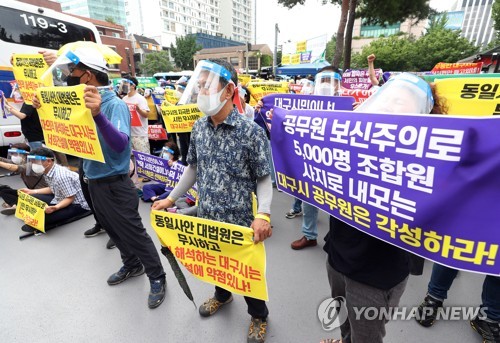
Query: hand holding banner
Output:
[[36, 84, 105, 162], [15, 191, 47, 232], [12, 54, 53, 105]]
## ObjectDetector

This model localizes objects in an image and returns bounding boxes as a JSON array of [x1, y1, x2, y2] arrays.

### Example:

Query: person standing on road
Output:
[[35, 46, 167, 309], [153, 59, 273, 342]]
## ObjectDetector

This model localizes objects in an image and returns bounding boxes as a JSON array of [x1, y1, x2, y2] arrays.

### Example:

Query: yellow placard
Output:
[[281, 54, 292, 65], [15, 191, 47, 232], [435, 78, 500, 116], [151, 211, 268, 300], [164, 88, 179, 105], [247, 81, 290, 106], [238, 74, 252, 86], [161, 103, 203, 133], [296, 41, 307, 53], [36, 84, 105, 162], [11, 54, 52, 105], [291, 53, 301, 65]]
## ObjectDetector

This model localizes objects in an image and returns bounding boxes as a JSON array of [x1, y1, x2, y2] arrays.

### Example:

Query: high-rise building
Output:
[[125, 0, 253, 48], [454, 0, 496, 47], [55, 0, 127, 28]]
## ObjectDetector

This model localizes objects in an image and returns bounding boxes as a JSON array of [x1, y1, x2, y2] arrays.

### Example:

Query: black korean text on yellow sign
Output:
[[36, 84, 105, 162], [160, 103, 203, 133], [246, 81, 289, 106], [15, 191, 47, 232], [435, 78, 500, 116], [11, 54, 53, 105], [151, 211, 268, 301]]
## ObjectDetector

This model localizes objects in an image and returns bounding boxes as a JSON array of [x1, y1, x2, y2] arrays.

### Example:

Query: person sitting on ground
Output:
[[19, 147, 91, 233], [142, 141, 181, 202], [0, 143, 49, 215]]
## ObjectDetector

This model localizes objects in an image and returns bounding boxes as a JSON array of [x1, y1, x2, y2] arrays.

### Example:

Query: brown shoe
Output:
[[291, 236, 317, 250]]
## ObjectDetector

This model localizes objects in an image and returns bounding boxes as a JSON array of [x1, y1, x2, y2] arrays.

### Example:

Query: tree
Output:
[[343, 0, 357, 69], [170, 35, 202, 70], [139, 51, 174, 75], [261, 54, 273, 67], [104, 16, 116, 24], [277, 0, 432, 68], [493, 0, 500, 32], [325, 35, 337, 62]]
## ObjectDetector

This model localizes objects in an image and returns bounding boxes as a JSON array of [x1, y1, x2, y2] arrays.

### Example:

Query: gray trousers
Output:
[[326, 259, 408, 343], [89, 174, 165, 281]]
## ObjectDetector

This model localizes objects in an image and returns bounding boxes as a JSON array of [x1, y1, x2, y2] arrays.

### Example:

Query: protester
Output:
[[35, 46, 167, 309], [19, 147, 90, 233], [0, 144, 49, 215], [322, 73, 445, 343], [153, 58, 273, 342], [239, 85, 255, 120], [415, 264, 500, 342], [142, 141, 180, 202]]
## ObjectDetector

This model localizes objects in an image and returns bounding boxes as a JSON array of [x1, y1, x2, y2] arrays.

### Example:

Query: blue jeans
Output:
[[427, 263, 500, 321], [142, 183, 168, 202], [28, 141, 43, 150], [301, 202, 318, 240], [292, 198, 302, 213]]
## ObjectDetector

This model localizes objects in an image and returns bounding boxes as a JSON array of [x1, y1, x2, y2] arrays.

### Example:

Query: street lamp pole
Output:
[[273, 23, 280, 79]]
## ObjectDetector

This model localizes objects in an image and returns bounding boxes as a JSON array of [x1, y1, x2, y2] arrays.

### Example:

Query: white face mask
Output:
[[31, 163, 45, 174], [11, 155, 23, 165], [318, 84, 334, 96], [197, 85, 228, 117]]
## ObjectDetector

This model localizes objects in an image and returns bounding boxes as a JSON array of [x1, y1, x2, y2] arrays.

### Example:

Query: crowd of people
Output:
[[0, 46, 498, 343]]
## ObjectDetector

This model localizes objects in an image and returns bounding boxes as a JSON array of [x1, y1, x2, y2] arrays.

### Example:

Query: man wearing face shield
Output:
[[153, 59, 273, 342], [18, 147, 90, 233], [322, 73, 441, 343], [35, 47, 167, 309], [0, 143, 49, 215], [313, 68, 342, 97]]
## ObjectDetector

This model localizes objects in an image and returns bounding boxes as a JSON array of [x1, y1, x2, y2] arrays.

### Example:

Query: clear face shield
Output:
[[314, 72, 341, 96], [355, 73, 434, 115], [160, 146, 175, 160], [300, 80, 315, 95], [26, 155, 53, 176], [117, 79, 134, 95], [40, 50, 82, 86], [180, 60, 243, 115], [7, 148, 28, 165]]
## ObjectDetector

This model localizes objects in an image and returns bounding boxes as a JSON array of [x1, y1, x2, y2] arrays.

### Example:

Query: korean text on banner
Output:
[[126, 103, 142, 126], [36, 84, 105, 162], [431, 62, 483, 75], [238, 74, 252, 86], [247, 81, 289, 106], [272, 107, 500, 275], [11, 54, 52, 105], [340, 88, 373, 103], [15, 190, 47, 232], [161, 104, 203, 133], [148, 124, 168, 140], [164, 89, 179, 105], [435, 78, 500, 116], [151, 211, 268, 300], [164, 161, 198, 201], [133, 150, 170, 183], [342, 69, 382, 90]]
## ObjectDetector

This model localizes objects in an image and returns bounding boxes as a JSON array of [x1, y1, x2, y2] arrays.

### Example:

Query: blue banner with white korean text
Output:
[[165, 162, 198, 202], [271, 108, 500, 275], [133, 150, 170, 184]]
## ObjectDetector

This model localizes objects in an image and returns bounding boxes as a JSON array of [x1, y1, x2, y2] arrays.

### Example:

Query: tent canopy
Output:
[[276, 61, 331, 77]]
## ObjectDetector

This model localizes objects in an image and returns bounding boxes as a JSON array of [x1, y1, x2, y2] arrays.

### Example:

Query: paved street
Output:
[[0, 170, 485, 343]]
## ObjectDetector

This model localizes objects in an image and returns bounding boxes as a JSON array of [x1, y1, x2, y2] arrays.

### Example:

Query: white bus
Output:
[[0, 0, 101, 153]]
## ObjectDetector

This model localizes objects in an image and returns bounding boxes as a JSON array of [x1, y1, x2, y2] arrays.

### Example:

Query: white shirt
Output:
[[123, 93, 150, 137]]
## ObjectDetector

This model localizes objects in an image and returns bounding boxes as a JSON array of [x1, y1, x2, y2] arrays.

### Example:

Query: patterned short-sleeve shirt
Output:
[[45, 164, 90, 210], [187, 109, 270, 227]]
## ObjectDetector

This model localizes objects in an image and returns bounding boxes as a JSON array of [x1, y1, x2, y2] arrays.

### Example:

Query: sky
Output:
[[255, 0, 459, 51]]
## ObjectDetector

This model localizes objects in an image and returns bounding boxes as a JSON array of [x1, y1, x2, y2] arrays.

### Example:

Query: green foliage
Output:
[[261, 54, 273, 66], [139, 51, 173, 75], [493, 0, 500, 31], [170, 35, 202, 70], [104, 16, 116, 24], [351, 23, 479, 72], [356, 0, 432, 25], [325, 35, 336, 62]]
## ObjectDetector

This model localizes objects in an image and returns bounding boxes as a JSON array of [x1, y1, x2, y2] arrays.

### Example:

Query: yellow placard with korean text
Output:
[[161, 103, 203, 133], [435, 78, 500, 116], [296, 41, 307, 53], [247, 81, 290, 106], [15, 191, 47, 232], [281, 54, 292, 65], [36, 84, 105, 162], [164, 88, 179, 105], [291, 53, 301, 65], [151, 211, 268, 301], [11, 54, 53, 105], [238, 74, 252, 86]]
